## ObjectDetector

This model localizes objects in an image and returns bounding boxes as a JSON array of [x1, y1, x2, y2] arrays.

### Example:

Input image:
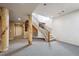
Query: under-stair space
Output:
[[32, 25, 38, 39]]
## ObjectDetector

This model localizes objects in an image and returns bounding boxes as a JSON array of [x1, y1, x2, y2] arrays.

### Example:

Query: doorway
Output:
[[9, 22, 28, 55], [15, 23, 24, 39]]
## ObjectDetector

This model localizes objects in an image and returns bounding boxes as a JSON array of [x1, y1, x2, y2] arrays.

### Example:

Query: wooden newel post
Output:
[[27, 15, 32, 45], [48, 31, 50, 42]]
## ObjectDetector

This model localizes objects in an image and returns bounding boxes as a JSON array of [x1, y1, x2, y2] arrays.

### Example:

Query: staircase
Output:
[[32, 15, 54, 42]]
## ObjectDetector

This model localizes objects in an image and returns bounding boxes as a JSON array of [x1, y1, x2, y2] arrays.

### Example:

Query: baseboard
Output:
[[57, 40, 79, 47], [50, 38, 57, 42], [33, 37, 45, 41], [0, 48, 8, 52]]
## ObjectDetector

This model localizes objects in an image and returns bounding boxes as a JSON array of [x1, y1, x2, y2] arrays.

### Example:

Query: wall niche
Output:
[[25, 20, 29, 31]]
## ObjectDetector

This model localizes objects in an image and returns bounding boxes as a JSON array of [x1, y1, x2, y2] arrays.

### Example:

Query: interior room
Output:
[[0, 3, 79, 56]]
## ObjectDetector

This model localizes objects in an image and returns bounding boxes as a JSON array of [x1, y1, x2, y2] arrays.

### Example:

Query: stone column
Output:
[[27, 15, 32, 45], [1, 8, 9, 51]]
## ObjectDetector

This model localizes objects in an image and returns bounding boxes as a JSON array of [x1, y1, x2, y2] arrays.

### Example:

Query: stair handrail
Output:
[[32, 15, 51, 41]]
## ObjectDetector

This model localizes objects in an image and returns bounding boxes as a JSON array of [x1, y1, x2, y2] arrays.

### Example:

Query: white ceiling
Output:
[[33, 3, 79, 18], [0, 3, 39, 21], [0, 3, 79, 21]]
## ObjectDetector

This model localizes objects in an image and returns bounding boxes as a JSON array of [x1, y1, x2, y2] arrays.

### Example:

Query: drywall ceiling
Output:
[[33, 3, 79, 18], [0, 3, 39, 22], [0, 3, 79, 22]]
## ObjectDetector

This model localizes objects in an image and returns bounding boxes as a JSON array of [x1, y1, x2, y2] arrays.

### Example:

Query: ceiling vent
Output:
[[61, 10, 64, 13], [43, 3, 47, 6]]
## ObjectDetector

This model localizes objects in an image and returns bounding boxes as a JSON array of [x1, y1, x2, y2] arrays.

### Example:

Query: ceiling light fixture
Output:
[[18, 17, 21, 21], [50, 16, 53, 18]]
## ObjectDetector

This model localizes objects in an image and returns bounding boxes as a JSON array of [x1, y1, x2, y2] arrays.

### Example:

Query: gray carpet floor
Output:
[[0, 39, 79, 56]]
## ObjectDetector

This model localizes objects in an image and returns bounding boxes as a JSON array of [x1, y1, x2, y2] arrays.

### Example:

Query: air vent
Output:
[[43, 3, 47, 6], [61, 10, 64, 12]]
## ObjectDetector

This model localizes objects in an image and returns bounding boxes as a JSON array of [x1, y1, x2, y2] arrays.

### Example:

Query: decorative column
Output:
[[27, 15, 32, 45], [1, 8, 9, 51]]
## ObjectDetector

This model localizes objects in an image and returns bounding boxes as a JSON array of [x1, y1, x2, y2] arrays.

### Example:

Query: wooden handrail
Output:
[[32, 16, 51, 42], [48, 31, 50, 42]]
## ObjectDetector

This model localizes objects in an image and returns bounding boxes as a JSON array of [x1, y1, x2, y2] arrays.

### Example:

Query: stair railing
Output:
[[32, 15, 51, 42]]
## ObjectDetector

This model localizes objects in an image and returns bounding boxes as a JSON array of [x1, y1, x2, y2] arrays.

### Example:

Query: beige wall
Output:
[[15, 25, 22, 36], [9, 21, 15, 40], [15, 23, 24, 39], [9, 21, 25, 40]]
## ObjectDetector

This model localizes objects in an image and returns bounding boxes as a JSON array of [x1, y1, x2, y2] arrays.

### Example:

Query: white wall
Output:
[[52, 10, 79, 46]]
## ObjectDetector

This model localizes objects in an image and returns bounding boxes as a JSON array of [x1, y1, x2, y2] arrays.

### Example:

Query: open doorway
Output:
[[8, 21, 29, 55], [15, 23, 24, 39]]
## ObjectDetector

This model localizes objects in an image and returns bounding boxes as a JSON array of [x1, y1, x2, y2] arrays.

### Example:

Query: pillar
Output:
[[1, 8, 9, 51], [27, 15, 32, 45]]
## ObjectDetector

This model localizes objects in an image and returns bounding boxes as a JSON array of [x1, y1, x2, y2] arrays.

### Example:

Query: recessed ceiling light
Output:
[[18, 17, 21, 21], [50, 16, 53, 18]]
